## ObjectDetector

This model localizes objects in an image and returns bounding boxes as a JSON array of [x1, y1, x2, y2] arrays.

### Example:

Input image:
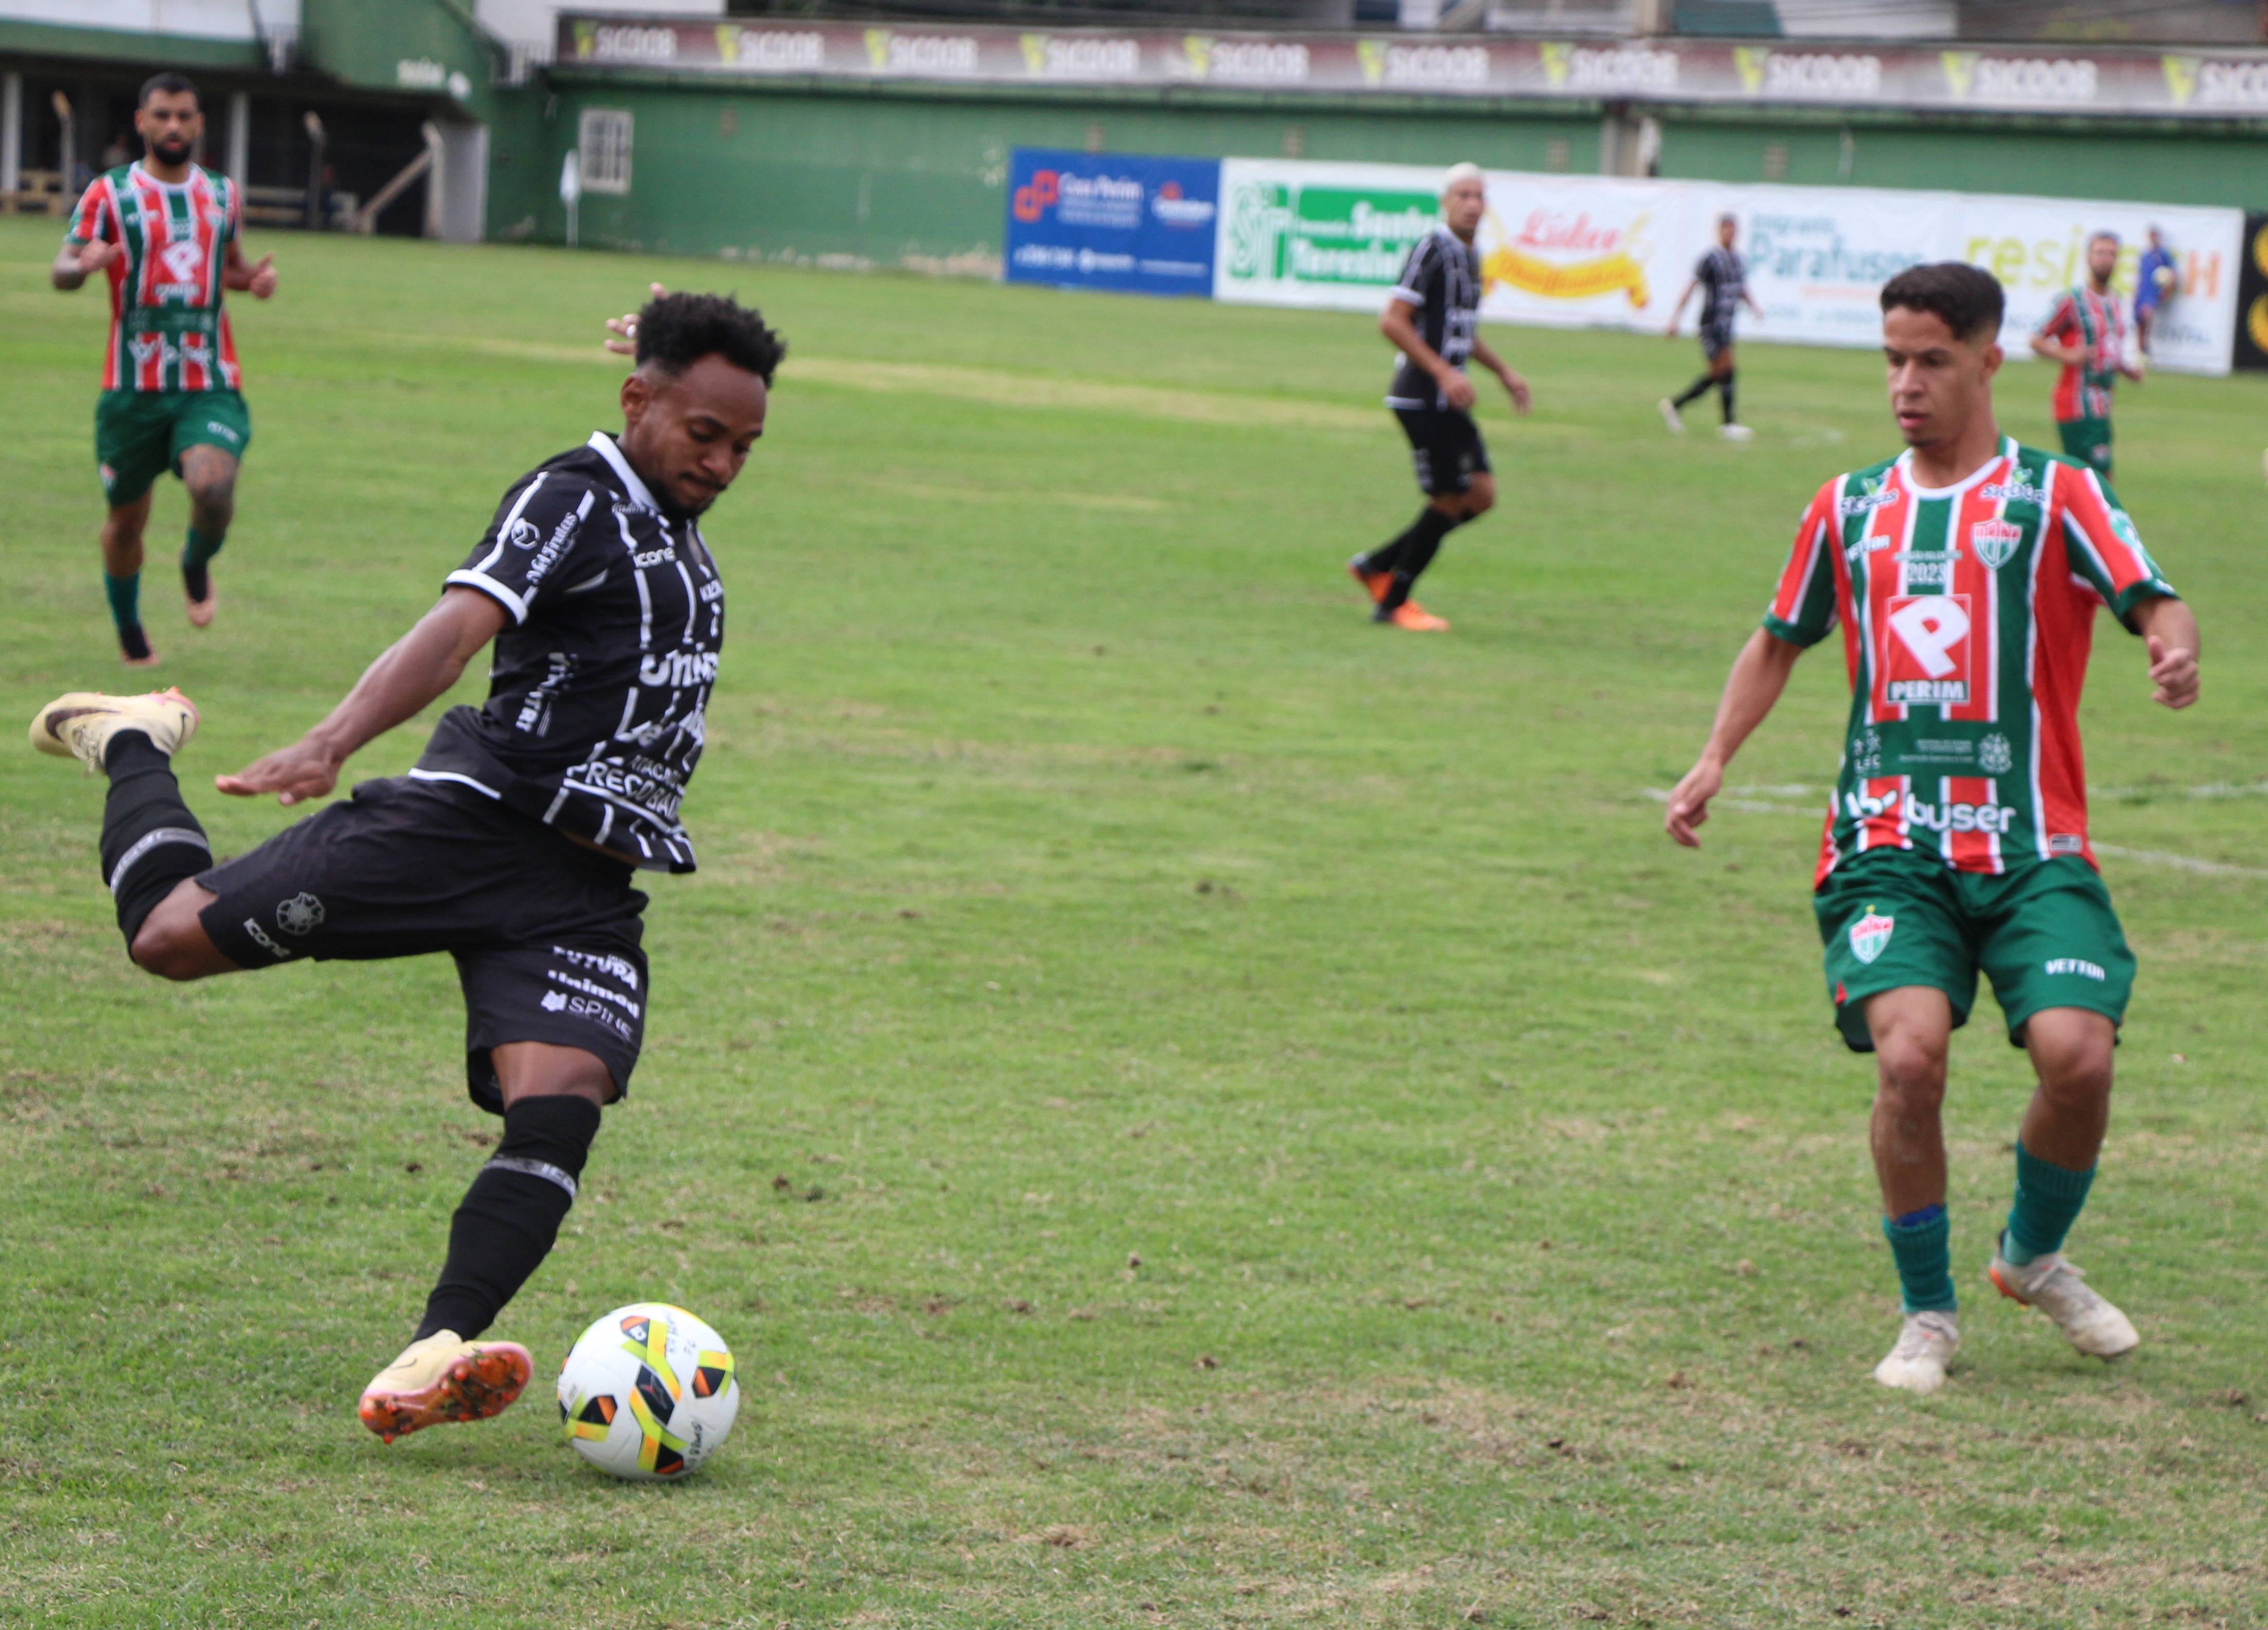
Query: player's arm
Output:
[[222, 239, 277, 299], [1662, 279, 1696, 335], [2132, 593, 2199, 709], [2028, 297, 2085, 365], [1663, 629, 1805, 847], [1468, 334, 1531, 415], [1379, 297, 1473, 411], [216, 588, 509, 805], [51, 237, 119, 290]]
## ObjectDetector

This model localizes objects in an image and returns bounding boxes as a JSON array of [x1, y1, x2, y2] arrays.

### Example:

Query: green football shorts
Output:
[[1813, 850, 2135, 1053], [2057, 415, 2113, 481], [95, 388, 253, 507]]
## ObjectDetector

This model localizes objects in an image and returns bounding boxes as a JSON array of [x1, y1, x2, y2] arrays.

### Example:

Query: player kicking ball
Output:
[[1348, 162, 1530, 632], [52, 72, 277, 665], [1664, 263, 2199, 1394], [27, 292, 782, 1440]]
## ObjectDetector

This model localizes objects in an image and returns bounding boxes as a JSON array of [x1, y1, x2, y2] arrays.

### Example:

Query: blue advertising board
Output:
[[1003, 148, 1220, 297]]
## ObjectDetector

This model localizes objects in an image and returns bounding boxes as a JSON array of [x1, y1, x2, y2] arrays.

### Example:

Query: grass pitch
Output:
[[2, 215, 2266, 1628]]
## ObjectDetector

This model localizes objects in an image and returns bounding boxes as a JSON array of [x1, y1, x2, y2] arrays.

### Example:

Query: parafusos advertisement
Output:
[[1002, 149, 1220, 298], [1212, 159, 2241, 376]]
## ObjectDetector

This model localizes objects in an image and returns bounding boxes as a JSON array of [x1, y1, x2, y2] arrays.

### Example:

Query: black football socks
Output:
[[415, 1094, 604, 1341], [1671, 371, 1716, 409], [1721, 369, 1738, 426], [99, 731, 214, 948], [1377, 507, 1462, 614]]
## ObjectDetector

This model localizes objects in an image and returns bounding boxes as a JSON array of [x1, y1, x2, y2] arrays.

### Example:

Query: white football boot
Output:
[[1720, 423, 1756, 442], [358, 1330, 533, 1443], [1989, 1245, 2140, 1360], [1873, 1309, 1960, 1394], [1656, 397, 1685, 434], [29, 687, 199, 772]]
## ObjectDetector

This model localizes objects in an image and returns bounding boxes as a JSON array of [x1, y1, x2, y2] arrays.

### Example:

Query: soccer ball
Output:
[[557, 1302, 739, 1480]]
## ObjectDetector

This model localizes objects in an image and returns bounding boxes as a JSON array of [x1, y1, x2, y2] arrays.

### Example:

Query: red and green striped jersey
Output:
[[2032, 286, 2124, 423], [66, 162, 242, 394], [1764, 438, 2176, 885]]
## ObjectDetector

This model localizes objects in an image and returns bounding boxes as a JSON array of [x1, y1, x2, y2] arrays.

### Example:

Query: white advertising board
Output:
[[1213, 159, 2241, 375]]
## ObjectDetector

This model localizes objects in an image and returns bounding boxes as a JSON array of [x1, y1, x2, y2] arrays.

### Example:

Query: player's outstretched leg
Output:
[[29, 689, 220, 955], [1986, 1008, 2138, 1360], [360, 1078, 605, 1442]]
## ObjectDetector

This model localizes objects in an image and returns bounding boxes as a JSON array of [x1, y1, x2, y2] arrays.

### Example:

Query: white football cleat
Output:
[[29, 687, 199, 772], [1656, 397, 1685, 434], [1989, 1247, 2140, 1360], [359, 1330, 533, 1444], [1873, 1309, 1959, 1394], [1720, 423, 1756, 442]]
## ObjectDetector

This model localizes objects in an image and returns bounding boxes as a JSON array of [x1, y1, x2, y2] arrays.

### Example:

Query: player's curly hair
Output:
[[635, 292, 785, 385], [1880, 263, 2004, 343]]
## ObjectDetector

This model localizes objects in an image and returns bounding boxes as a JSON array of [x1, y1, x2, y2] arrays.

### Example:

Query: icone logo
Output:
[[1013, 168, 1060, 223], [1883, 594, 1971, 704]]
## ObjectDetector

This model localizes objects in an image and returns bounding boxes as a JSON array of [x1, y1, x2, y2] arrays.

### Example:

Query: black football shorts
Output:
[[1393, 405, 1491, 496], [196, 776, 650, 1113], [1700, 319, 1737, 362]]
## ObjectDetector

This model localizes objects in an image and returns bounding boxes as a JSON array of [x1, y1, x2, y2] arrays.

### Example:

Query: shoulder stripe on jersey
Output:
[[463, 472, 551, 582], [445, 568, 530, 625]]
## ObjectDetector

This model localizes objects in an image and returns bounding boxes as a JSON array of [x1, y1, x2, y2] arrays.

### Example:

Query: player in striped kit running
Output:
[[52, 73, 277, 665], [1664, 263, 2200, 1395], [2028, 231, 2141, 482]]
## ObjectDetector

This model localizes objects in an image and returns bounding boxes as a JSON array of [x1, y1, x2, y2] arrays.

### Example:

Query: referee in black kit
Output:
[[1659, 212, 1763, 441]]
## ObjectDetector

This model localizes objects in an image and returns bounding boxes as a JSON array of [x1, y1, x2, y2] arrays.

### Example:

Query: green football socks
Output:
[[103, 570, 141, 635], [183, 525, 224, 571], [1884, 1203, 1956, 1314], [2003, 1142, 2096, 1266]]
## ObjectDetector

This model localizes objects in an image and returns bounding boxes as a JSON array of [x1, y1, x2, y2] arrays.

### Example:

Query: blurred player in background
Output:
[[1664, 262, 2198, 1396], [52, 72, 277, 666], [2029, 231, 2141, 482], [2133, 225, 2176, 357], [1659, 212, 1763, 441], [1347, 162, 1530, 633], [26, 292, 781, 1443]]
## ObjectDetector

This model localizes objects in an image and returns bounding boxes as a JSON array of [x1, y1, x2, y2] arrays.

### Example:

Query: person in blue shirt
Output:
[[2134, 225, 2176, 359]]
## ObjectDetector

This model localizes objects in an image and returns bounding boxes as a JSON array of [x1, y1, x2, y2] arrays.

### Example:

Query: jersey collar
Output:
[[1892, 435, 2015, 501], [587, 430, 662, 513]]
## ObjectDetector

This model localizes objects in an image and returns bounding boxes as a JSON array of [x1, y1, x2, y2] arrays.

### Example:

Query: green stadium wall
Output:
[[486, 78, 1604, 265], [487, 75, 2268, 270]]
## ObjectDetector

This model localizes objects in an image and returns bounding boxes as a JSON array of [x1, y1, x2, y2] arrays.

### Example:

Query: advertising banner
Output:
[[2232, 214, 2268, 372], [1214, 159, 2241, 375], [1003, 148, 1220, 298], [560, 15, 2268, 121]]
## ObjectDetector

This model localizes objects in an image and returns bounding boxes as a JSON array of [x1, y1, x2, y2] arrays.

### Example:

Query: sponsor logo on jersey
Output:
[[1970, 519, 2024, 569], [553, 944, 640, 990], [276, 892, 325, 935], [545, 967, 642, 1019], [1980, 477, 2049, 507], [1843, 788, 2015, 834], [698, 577, 724, 603], [639, 649, 719, 688], [241, 917, 296, 960], [633, 545, 678, 568], [1837, 481, 1898, 517], [1849, 910, 1894, 964], [2048, 832, 2085, 855], [1978, 732, 2014, 774], [508, 519, 543, 548], [1883, 593, 1972, 704], [157, 238, 204, 286], [541, 986, 635, 1040], [2044, 957, 2106, 980], [1848, 727, 1884, 776]]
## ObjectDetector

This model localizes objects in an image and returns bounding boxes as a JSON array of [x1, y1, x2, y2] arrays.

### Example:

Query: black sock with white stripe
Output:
[[99, 731, 212, 949], [415, 1094, 603, 1341]]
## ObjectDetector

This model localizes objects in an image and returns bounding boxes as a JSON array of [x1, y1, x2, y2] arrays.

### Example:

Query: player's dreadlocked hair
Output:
[[635, 292, 785, 385], [1880, 263, 2004, 344]]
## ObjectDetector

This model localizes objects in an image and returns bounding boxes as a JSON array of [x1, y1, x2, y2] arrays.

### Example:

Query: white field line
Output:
[[1636, 789, 2268, 879]]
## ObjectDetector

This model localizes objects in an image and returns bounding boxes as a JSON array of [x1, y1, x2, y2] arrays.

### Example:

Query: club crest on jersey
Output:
[[1970, 519, 2024, 570], [276, 892, 325, 936], [1979, 732, 2014, 774], [1849, 911, 1894, 965]]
